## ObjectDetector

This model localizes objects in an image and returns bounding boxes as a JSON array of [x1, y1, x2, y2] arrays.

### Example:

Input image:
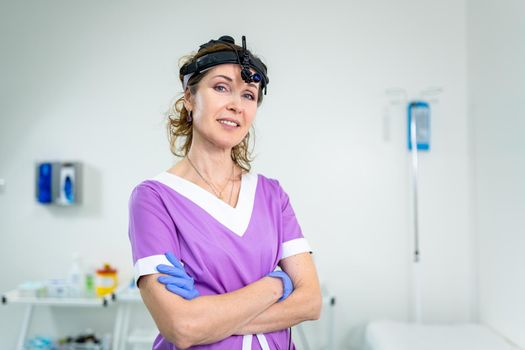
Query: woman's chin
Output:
[[194, 129, 247, 151]]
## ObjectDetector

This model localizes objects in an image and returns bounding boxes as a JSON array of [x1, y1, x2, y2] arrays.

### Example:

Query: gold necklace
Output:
[[186, 155, 234, 199], [228, 167, 237, 205]]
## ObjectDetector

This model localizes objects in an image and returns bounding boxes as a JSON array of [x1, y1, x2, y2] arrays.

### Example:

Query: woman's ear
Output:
[[183, 88, 193, 112]]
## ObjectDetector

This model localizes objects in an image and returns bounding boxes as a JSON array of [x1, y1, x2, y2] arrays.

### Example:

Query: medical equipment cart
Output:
[[1, 288, 113, 350]]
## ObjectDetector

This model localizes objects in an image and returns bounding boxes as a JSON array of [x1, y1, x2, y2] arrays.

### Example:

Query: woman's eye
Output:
[[214, 85, 228, 92], [243, 93, 255, 101]]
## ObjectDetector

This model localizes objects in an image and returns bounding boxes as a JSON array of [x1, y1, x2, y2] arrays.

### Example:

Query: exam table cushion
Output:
[[365, 321, 520, 350]]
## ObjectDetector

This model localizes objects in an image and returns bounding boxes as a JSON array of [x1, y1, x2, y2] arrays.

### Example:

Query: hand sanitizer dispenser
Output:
[[35, 161, 82, 205], [36, 163, 54, 204], [57, 163, 76, 205]]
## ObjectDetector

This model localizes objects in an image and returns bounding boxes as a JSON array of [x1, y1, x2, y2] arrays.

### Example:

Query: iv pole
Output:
[[385, 87, 442, 324], [409, 105, 422, 323]]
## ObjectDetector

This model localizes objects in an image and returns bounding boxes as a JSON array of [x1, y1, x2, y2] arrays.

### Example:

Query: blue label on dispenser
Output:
[[408, 101, 431, 151]]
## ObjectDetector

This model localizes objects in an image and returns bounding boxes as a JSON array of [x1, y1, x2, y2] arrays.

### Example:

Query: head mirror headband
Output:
[[180, 35, 269, 95]]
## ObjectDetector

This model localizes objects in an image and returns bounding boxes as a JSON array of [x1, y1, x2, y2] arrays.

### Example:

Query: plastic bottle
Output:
[[68, 253, 84, 297], [95, 263, 118, 297], [84, 262, 96, 297]]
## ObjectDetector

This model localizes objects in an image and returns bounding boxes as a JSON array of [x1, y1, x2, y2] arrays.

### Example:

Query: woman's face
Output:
[[185, 64, 259, 150]]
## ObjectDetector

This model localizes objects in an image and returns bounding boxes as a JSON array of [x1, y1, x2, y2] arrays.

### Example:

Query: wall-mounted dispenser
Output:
[[36, 163, 54, 204], [35, 162, 82, 205]]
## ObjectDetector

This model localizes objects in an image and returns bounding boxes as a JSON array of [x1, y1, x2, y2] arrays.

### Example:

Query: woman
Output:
[[128, 35, 321, 350]]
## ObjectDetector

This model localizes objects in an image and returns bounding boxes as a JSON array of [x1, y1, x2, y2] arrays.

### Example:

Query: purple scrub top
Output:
[[128, 171, 312, 350]]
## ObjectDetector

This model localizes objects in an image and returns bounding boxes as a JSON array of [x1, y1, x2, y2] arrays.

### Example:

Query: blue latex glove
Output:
[[267, 270, 294, 302], [156, 252, 200, 300]]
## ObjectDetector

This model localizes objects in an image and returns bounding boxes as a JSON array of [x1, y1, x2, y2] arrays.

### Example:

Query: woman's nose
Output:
[[226, 94, 243, 114]]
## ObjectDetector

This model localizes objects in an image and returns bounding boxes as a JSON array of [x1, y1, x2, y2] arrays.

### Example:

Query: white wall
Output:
[[0, 1, 472, 349], [467, 0, 525, 347]]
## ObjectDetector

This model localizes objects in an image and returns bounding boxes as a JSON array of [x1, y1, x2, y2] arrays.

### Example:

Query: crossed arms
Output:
[[139, 252, 322, 349]]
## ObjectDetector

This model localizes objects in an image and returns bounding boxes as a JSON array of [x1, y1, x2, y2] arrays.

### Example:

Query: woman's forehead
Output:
[[208, 63, 240, 75], [206, 64, 259, 86]]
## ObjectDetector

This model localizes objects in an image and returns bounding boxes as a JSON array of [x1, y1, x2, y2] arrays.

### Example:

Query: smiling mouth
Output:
[[217, 119, 240, 127]]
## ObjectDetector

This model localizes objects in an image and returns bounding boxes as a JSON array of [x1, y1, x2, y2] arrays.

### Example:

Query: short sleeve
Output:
[[277, 180, 313, 260], [128, 183, 179, 285]]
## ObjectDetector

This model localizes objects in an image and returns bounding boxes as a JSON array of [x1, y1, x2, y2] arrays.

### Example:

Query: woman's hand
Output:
[[267, 270, 294, 302], [234, 253, 321, 335], [156, 252, 200, 300]]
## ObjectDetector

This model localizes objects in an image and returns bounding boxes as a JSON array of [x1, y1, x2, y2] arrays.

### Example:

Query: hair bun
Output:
[[198, 35, 236, 52], [217, 35, 235, 44]]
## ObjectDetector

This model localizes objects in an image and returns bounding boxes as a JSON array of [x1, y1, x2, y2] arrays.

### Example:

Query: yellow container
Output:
[[95, 263, 118, 296]]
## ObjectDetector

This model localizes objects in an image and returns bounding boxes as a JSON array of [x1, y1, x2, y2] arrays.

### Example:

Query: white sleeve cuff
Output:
[[281, 238, 312, 260], [134, 254, 171, 286]]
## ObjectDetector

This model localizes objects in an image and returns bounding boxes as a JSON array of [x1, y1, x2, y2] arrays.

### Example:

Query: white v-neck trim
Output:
[[151, 171, 259, 237]]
